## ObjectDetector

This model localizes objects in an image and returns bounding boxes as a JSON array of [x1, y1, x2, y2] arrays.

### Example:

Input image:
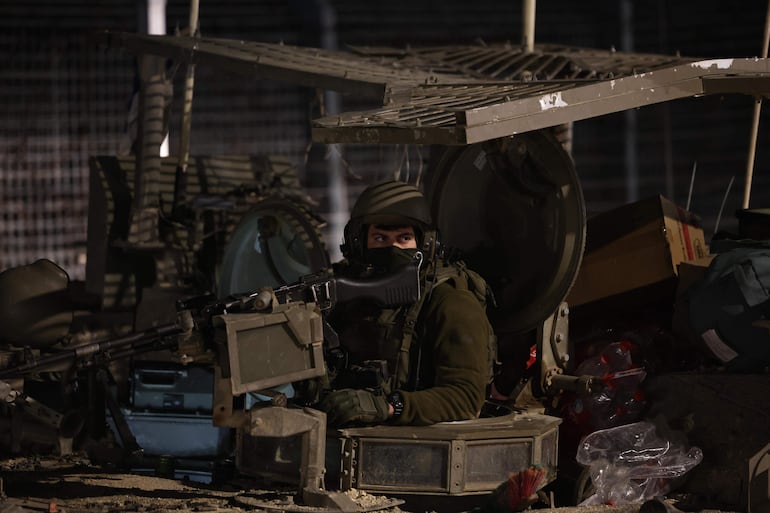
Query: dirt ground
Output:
[[0, 455, 400, 513], [0, 456, 741, 513]]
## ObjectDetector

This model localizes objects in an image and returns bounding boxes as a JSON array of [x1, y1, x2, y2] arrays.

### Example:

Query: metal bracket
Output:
[[536, 302, 571, 396]]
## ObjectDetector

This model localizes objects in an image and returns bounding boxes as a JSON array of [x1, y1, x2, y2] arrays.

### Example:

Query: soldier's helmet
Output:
[[341, 180, 433, 261]]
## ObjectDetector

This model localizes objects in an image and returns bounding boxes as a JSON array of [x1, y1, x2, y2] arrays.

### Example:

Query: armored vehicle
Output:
[[3, 10, 770, 513]]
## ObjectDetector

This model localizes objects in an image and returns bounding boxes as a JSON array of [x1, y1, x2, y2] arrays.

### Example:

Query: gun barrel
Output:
[[0, 323, 182, 379]]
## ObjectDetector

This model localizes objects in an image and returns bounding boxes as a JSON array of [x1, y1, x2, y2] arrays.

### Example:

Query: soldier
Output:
[[319, 180, 495, 426]]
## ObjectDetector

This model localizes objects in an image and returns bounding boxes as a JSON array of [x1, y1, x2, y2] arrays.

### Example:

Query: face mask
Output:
[[364, 246, 419, 275]]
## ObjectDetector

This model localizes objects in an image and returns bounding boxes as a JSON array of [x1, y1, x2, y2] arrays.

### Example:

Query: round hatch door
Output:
[[425, 131, 585, 334], [217, 198, 330, 297]]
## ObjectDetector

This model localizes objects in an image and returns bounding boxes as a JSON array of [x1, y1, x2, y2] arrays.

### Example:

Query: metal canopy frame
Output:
[[102, 31, 770, 146], [313, 58, 770, 145]]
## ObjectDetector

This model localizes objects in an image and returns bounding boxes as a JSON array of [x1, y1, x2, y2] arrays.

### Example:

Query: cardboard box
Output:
[[567, 195, 708, 307]]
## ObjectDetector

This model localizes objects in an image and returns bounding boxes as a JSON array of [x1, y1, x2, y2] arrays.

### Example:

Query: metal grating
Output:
[[313, 58, 770, 145], [102, 33, 702, 104], [101, 33, 770, 145], [350, 43, 691, 81], [100, 32, 479, 103], [0, 29, 135, 280]]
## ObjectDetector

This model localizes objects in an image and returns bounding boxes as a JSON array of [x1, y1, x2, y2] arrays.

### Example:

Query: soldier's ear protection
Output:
[[340, 221, 357, 260], [341, 221, 441, 263]]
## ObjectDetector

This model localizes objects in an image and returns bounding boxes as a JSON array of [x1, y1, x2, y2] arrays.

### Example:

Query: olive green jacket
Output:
[[396, 281, 491, 424], [328, 277, 491, 426]]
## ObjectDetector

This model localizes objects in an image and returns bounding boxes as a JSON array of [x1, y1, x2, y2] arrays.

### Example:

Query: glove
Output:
[[319, 388, 390, 427]]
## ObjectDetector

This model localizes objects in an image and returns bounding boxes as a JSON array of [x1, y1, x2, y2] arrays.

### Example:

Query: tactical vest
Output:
[[389, 259, 498, 392]]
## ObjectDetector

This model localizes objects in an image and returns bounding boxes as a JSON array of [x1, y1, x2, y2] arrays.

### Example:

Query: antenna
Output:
[[686, 161, 697, 211], [714, 176, 735, 236]]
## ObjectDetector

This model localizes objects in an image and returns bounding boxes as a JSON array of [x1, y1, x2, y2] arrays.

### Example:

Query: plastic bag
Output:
[[576, 420, 703, 505], [568, 340, 647, 431]]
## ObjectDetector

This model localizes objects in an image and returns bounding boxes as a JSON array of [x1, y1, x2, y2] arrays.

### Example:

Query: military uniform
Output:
[[328, 272, 491, 425], [319, 180, 494, 427]]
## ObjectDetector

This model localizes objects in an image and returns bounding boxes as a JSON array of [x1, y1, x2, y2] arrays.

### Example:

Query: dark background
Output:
[[2, 0, 769, 279]]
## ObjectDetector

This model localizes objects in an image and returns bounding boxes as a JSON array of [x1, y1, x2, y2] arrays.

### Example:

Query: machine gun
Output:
[[0, 253, 424, 511], [0, 252, 422, 382]]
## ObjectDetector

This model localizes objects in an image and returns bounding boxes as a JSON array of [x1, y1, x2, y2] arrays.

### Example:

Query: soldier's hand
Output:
[[319, 388, 390, 426]]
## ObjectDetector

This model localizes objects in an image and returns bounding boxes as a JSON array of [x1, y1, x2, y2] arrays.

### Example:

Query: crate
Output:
[[108, 408, 231, 458]]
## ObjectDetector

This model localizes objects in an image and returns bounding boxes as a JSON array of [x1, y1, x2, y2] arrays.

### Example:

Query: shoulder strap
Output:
[[395, 260, 497, 389], [394, 263, 443, 389]]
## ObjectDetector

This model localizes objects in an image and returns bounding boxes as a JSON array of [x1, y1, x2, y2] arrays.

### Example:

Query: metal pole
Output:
[[173, 0, 200, 213], [620, 0, 638, 202], [522, 0, 536, 52], [658, 0, 675, 200], [179, 0, 200, 164], [743, 0, 770, 209], [147, 0, 169, 157], [320, 1, 347, 263]]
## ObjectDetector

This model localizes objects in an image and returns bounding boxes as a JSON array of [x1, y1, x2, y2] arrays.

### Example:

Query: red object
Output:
[[525, 344, 537, 369], [497, 466, 548, 512]]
